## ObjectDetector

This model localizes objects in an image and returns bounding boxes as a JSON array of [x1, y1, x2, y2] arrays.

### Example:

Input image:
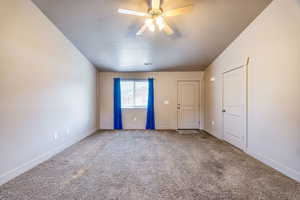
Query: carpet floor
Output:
[[0, 130, 299, 200]]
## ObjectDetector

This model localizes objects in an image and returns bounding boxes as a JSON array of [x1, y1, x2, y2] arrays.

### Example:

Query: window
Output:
[[121, 80, 148, 108]]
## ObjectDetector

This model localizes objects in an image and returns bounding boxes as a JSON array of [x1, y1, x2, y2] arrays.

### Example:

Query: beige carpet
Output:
[[0, 130, 299, 200]]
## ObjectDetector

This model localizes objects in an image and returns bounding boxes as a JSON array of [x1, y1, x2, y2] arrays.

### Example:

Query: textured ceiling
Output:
[[32, 0, 272, 71]]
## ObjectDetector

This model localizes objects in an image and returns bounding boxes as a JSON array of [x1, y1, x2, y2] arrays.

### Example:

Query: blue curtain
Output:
[[146, 78, 155, 130], [114, 78, 123, 129]]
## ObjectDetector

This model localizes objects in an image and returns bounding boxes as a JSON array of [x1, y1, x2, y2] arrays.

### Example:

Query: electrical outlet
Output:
[[54, 132, 58, 140], [66, 128, 70, 135]]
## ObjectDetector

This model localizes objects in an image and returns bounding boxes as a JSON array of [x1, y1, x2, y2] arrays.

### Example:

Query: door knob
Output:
[[222, 109, 226, 113]]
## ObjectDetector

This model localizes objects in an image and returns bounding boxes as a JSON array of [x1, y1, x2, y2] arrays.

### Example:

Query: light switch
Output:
[[164, 100, 169, 105]]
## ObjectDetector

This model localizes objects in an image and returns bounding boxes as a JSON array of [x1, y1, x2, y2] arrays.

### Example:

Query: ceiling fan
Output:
[[118, 0, 193, 35]]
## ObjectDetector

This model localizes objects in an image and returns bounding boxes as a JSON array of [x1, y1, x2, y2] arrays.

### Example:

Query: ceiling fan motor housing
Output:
[[148, 8, 163, 17]]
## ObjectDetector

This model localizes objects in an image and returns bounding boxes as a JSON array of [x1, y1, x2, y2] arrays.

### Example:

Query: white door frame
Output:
[[222, 63, 248, 151], [176, 79, 202, 130]]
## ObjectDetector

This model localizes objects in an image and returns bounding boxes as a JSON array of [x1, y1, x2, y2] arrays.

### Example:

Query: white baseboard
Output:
[[204, 130, 300, 183], [203, 129, 223, 140], [0, 128, 98, 186], [247, 149, 300, 183]]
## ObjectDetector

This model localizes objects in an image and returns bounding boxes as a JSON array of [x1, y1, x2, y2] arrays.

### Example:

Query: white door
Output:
[[223, 67, 246, 150], [177, 81, 200, 129]]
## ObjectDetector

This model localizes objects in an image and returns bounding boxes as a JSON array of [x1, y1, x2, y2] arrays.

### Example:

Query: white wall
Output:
[[204, 0, 300, 182], [99, 72, 204, 130], [0, 0, 97, 185]]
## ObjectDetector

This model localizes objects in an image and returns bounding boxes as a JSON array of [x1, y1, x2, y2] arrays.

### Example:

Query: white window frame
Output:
[[121, 79, 148, 109]]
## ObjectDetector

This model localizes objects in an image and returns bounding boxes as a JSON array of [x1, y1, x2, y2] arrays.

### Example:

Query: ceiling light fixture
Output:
[[118, 0, 193, 35]]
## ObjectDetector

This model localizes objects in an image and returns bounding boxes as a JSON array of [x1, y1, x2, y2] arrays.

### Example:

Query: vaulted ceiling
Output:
[[32, 0, 272, 71]]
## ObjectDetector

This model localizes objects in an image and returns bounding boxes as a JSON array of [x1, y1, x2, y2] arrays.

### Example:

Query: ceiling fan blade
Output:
[[163, 23, 174, 35], [136, 24, 148, 35], [151, 0, 160, 10], [164, 5, 193, 17], [118, 9, 148, 17]]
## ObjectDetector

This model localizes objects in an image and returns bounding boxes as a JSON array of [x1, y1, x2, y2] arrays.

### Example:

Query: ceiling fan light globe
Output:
[[156, 16, 165, 31], [145, 18, 155, 32], [145, 18, 153, 25], [156, 16, 163, 23], [149, 24, 155, 32]]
